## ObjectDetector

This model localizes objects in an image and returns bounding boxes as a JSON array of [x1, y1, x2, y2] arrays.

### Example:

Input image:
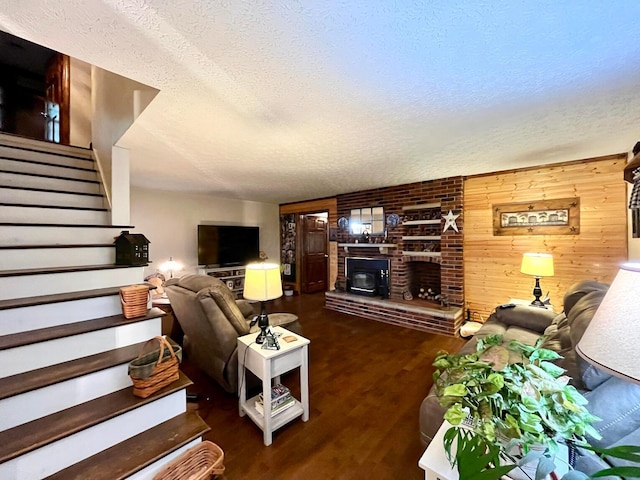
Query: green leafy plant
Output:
[[433, 334, 601, 479]]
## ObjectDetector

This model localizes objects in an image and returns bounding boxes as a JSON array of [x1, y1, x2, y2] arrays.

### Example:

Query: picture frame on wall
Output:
[[492, 197, 580, 236]]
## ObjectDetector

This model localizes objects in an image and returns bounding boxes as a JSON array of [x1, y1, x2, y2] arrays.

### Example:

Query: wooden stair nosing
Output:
[[0, 202, 108, 212], [0, 341, 147, 401], [0, 307, 166, 351], [0, 263, 148, 278], [44, 411, 210, 480], [0, 372, 192, 464], [0, 138, 93, 160], [0, 155, 96, 173], [0, 184, 104, 198], [0, 168, 100, 185], [0, 243, 113, 251], [0, 222, 134, 229], [0, 286, 121, 311]]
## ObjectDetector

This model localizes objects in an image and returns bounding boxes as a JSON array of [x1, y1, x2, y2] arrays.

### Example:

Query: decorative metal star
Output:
[[442, 210, 460, 233]]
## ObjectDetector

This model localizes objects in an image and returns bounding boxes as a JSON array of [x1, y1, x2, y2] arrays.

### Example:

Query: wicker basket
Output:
[[152, 441, 225, 480], [128, 336, 182, 398], [120, 284, 150, 319]]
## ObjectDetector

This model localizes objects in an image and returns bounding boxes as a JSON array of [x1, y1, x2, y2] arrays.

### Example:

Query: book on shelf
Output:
[[255, 395, 295, 417], [257, 384, 290, 406]]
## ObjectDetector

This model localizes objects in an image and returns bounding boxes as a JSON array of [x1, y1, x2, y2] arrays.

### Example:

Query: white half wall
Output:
[[130, 187, 279, 277]]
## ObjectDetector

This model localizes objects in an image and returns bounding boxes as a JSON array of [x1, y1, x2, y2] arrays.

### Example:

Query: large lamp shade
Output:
[[576, 262, 640, 385], [243, 263, 283, 301], [520, 253, 555, 277]]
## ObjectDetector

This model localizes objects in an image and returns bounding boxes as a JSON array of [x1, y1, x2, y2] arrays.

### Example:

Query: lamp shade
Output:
[[520, 253, 554, 277], [576, 262, 640, 385], [243, 262, 283, 301]]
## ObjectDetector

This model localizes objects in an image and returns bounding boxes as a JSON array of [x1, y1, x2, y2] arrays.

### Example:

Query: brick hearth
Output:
[[325, 291, 463, 336], [331, 176, 464, 336]]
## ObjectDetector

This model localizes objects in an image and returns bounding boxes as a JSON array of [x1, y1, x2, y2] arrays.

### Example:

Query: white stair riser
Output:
[[0, 172, 100, 195], [0, 133, 93, 161], [0, 148, 93, 169], [0, 246, 115, 270], [0, 205, 109, 225], [0, 159, 98, 181], [0, 295, 122, 336], [0, 364, 132, 431], [0, 267, 145, 300], [127, 439, 201, 480], [0, 317, 161, 378], [0, 187, 105, 209], [0, 226, 126, 246], [0, 392, 186, 480]]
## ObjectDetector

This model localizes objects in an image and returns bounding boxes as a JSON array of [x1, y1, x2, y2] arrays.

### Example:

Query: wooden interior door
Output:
[[301, 215, 328, 293], [44, 53, 70, 144]]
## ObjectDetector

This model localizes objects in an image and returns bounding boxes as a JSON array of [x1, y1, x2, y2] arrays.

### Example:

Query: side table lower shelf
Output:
[[241, 395, 305, 432]]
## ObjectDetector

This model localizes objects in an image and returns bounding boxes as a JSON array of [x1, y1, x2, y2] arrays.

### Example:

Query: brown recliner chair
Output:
[[165, 274, 301, 393]]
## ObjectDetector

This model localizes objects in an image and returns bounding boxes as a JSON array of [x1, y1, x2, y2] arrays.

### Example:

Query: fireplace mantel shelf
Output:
[[338, 243, 397, 254]]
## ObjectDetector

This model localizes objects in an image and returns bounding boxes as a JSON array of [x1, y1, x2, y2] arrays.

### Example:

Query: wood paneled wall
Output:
[[464, 154, 628, 320]]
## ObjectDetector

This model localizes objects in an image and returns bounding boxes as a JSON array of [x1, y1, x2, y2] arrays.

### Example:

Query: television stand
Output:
[[199, 265, 246, 298]]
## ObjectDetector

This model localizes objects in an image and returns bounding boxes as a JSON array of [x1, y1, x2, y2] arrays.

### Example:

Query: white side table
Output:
[[509, 298, 555, 313], [237, 326, 310, 446], [418, 422, 570, 480]]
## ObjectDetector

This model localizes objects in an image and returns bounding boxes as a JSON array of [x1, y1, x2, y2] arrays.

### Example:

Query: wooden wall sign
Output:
[[493, 197, 580, 236]]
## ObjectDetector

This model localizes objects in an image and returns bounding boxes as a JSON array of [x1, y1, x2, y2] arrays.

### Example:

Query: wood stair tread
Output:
[[0, 243, 113, 251], [0, 286, 122, 310], [0, 168, 100, 184], [0, 155, 97, 172], [0, 263, 148, 278], [0, 341, 148, 400], [0, 307, 165, 351], [0, 202, 107, 212], [0, 222, 134, 228], [0, 184, 103, 197], [45, 411, 210, 480], [0, 372, 192, 464], [0, 134, 93, 158]]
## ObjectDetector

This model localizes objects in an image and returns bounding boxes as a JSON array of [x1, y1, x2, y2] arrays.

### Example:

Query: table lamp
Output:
[[243, 262, 283, 345], [576, 262, 640, 385], [159, 257, 182, 279], [520, 253, 554, 307]]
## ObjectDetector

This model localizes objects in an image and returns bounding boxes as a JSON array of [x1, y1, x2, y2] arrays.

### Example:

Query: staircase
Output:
[[0, 133, 208, 479]]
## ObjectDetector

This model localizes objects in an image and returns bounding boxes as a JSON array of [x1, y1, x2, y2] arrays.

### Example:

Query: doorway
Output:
[[300, 212, 328, 294]]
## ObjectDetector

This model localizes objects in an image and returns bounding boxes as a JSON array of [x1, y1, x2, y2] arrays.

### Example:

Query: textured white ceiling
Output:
[[2, 1, 640, 204]]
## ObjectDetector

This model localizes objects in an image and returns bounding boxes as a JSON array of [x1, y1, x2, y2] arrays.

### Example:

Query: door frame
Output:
[[299, 211, 329, 294]]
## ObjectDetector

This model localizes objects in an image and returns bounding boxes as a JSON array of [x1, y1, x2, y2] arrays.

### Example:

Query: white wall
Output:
[[130, 187, 280, 278]]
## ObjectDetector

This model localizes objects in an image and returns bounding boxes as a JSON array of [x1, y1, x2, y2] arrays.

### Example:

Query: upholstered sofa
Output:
[[419, 280, 640, 475], [165, 274, 302, 393]]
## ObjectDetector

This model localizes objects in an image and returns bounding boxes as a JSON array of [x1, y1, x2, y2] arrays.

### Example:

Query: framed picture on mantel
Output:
[[493, 197, 580, 236]]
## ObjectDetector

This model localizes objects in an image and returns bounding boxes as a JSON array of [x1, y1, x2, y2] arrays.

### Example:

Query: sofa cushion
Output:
[[492, 305, 556, 333], [204, 281, 250, 336], [563, 280, 609, 317]]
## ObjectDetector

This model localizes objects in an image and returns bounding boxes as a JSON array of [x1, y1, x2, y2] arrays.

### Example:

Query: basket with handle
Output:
[[152, 441, 225, 480], [120, 284, 150, 319], [128, 336, 182, 398]]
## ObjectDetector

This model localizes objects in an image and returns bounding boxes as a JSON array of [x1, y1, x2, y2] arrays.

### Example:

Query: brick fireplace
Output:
[[325, 177, 464, 336]]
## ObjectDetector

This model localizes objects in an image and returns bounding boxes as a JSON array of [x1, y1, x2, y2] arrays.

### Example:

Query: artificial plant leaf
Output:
[[521, 395, 539, 412], [539, 361, 566, 378], [585, 444, 640, 462], [535, 455, 556, 480], [443, 384, 468, 397], [444, 403, 467, 425], [479, 346, 510, 371], [591, 466, 640, 478]]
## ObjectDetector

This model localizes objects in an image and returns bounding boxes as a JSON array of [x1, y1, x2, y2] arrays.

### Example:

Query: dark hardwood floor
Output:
[[181, 292, 466, 480]]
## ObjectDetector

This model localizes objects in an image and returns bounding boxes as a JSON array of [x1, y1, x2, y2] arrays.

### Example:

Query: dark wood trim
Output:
[[0, 243, 113, 250], [0, 372, 192, 464], [0, 168, 100, 184], [0, 222, 134, 229], [0, 307, 165, 351], [0, 263, 147, 278], [0, 184, 104, 197], [0, 202, 107, 212], [0, 155, 96, 172], [45, 412, 210, 480], [0, 342, 146, 400]]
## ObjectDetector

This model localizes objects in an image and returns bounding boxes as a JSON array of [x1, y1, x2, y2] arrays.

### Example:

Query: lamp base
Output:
[[530, 276, 547, 308]]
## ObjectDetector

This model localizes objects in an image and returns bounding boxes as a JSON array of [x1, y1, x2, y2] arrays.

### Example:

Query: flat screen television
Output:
[[198, 225, 260, 267]]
